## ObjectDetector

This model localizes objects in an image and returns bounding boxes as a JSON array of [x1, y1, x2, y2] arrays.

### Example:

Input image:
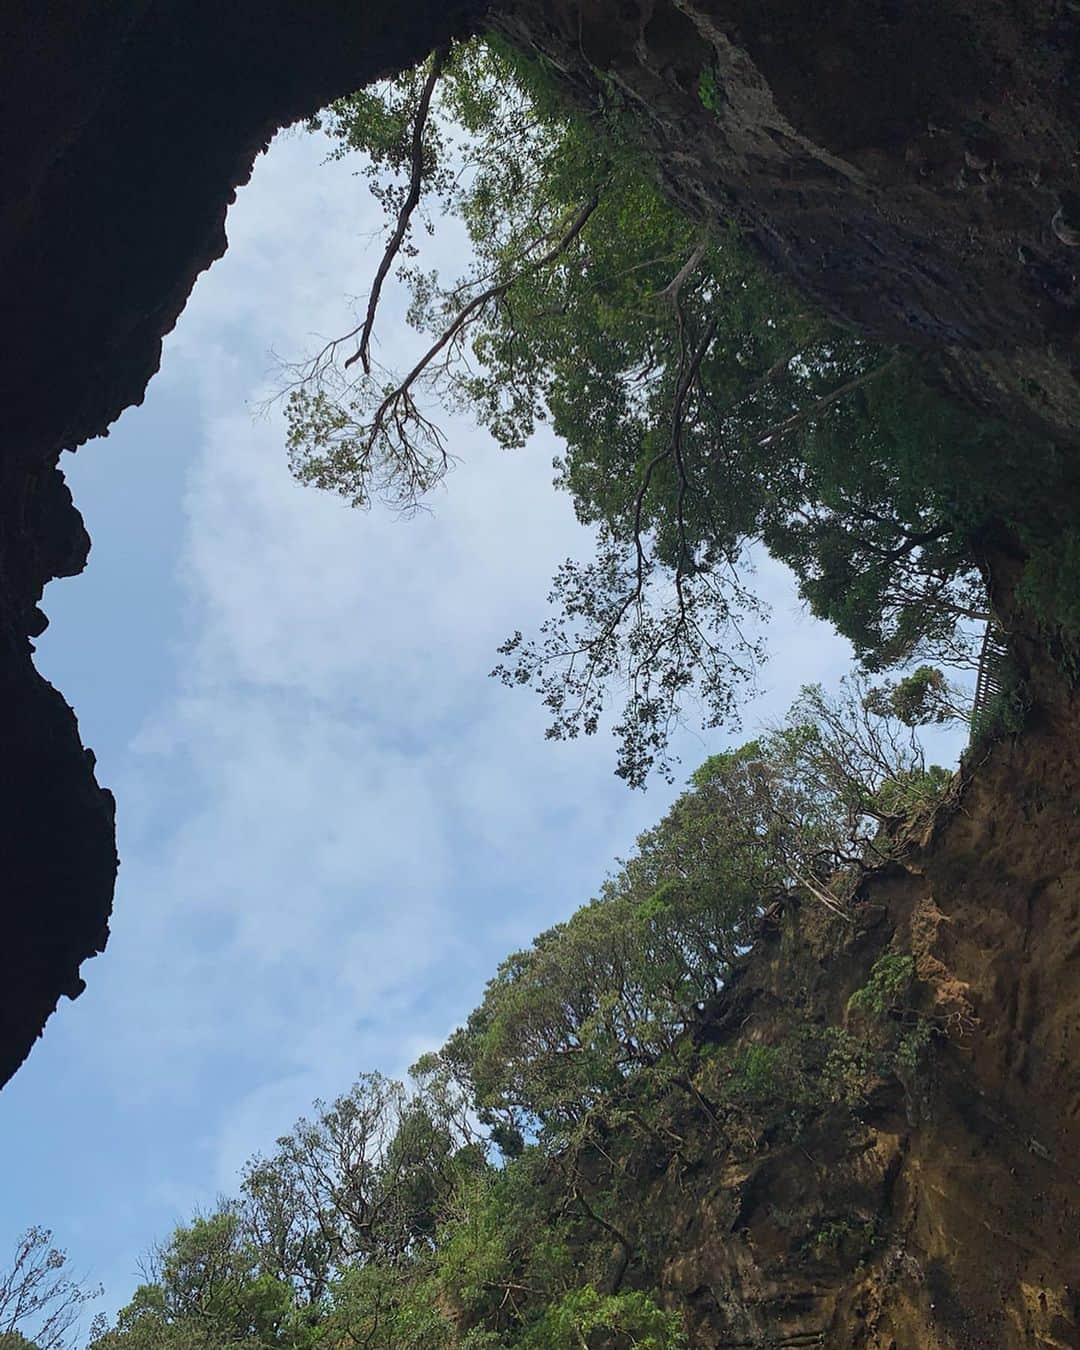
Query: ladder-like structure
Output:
[[970, 620, 1013, 740]]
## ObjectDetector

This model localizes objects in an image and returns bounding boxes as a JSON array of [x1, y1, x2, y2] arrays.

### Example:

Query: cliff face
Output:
[[0, 0, 482, 1087], [598, 703, 1079, 1347], [495, 0, 1080, 445]]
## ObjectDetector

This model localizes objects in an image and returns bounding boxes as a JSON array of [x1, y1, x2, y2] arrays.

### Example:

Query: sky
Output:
[[0, 125, 967, 1329]]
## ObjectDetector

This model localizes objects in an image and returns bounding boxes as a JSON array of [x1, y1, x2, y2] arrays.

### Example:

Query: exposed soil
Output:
[[625, 703, 1080, 1347]]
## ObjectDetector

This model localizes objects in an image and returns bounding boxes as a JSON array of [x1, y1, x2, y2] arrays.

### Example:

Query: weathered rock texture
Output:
[[628, 710, 1080, 1347], [0, 0, 482, 1088], [495, 0, 1080, 443]]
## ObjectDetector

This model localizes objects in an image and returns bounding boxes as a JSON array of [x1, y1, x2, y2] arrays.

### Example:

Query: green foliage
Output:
[[848, 954, 916, 1018], [767, 678, 955, 870], [93, 1209, 303, 1350], [863, 666, 970, 728], [1015, 529, 1080, 662], [321, 1261, 451, 1349], [720, 1044, 783, 1105], [969, 657, 1031, 745], [431, 1155, 599, 1338], [709, 1025, 881, 1144], [282, 34, 1053, 785], [94, 685, 953, 1349], [439, 744, 781, 1137], [519, 1286, 684, 1348], [237, 1069, 482, 1291], [871, 764, 953, 820], [808, 1217, 878, 1259], [696, 65, 719, 112], [847, 954, 939, 1084], [896, 1019, 935, 1076], [439, 681, 929, 1142]]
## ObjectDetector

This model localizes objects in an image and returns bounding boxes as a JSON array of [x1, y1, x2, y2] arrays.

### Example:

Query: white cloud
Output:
[[110, 128, 862, 1177], [32, 122, 966, 1238]]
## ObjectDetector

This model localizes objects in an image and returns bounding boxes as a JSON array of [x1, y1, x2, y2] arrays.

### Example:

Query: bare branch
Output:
[[361, 191, 603, 465], [651, 240, 707, 306], [346, 47, 450, 375]]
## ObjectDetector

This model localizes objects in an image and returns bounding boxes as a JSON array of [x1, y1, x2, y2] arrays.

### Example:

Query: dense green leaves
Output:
[[519, 1288, 685, 1348], [440, 677, 945, 1142], [277, 34, 1040, 783]]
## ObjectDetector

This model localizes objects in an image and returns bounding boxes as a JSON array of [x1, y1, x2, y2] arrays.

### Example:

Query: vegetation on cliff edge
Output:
[[78, 681, 948, 1349], [282, 35, 1070, 784]]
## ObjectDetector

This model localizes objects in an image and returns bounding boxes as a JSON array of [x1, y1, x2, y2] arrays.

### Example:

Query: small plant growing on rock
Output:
[[848, 953, 915, 1018], [809, 1217, 878, 1258], [697, 64, 720, 111], [896, 1019, 935, 1076]]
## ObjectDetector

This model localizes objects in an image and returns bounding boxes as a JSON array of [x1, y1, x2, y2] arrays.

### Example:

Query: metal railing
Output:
[[970, 620, 1013, 740]]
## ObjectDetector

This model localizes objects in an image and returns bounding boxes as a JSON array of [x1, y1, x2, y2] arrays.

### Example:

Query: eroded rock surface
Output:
[[0, 0, 481, 1087], [495, 0, 1080, 442], [619, 707, 1080, 1347]]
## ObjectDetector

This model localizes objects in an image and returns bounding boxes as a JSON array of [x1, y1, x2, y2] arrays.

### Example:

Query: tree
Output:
[[438, 677, 947, 1139], [90, 1208, 300, 1350], [240, 1070, 483, 1284], [519, 1286, 684, 1349], [93, 1070, 494, 1350], [283, 34, 1015, 783], [769, 677, 953, 854], [320, 1260, 451, 1349], [0, 1228, 99, 1350], [862, 664, 972, 727]]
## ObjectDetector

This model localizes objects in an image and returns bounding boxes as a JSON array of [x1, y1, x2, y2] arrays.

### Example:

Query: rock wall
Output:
[[494, 0, 1080, 444], [0, 0, 482, 1087], [618, 706, 1080, 1347]]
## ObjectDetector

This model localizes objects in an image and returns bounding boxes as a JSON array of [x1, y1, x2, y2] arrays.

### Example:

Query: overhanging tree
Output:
[[284, 34, 1016, 786]]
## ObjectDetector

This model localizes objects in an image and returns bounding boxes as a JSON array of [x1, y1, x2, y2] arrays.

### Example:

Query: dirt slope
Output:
[[629, 706, 1080, 1347]]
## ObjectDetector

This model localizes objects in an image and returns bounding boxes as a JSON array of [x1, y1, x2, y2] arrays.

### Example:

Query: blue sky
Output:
[[0, 126, 967, 1328]]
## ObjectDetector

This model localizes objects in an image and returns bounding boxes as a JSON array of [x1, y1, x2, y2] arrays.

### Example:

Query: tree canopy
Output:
[[279, 35, 1033, 783], [88, 680, 949, 1349]]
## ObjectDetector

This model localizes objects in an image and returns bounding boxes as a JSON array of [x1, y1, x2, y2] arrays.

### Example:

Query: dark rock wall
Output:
[[647, 702, 1080, 1347], [494, 0, 1080, 444], [0, 0, 481, 1088]]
